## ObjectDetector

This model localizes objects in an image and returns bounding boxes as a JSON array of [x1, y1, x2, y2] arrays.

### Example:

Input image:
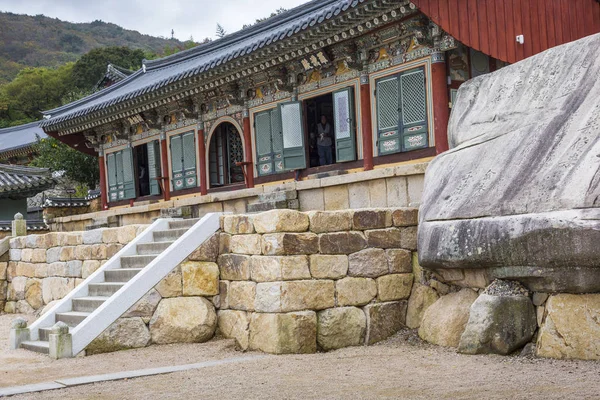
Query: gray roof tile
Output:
[[0, 122, 48, 156]]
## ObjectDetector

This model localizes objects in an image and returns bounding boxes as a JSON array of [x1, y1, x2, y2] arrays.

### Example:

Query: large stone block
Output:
[[365, 228, 402, 249], [336, 277, 377, 306], [386, 249, 412, 273], [229, 234, 262, 255], [83, 229, 104, 245], [149, 297, 217, 344], [317, 307, 366, 351], [0, 262, 6, 280], [307, 210, 353, 233], [406, 284, 439, 329], [218, 310, 250, 350], [386, 177, 408, 207], [74, 245, 92, 260], [353, 209, 391, 230], [255, 280, 335, 312], [9, 249, 21, 262], [154, 266, 182, 298], [20, 248, 32, 262], [123, 288, 162, 318], [87, 317, 151, 355], [250, 256, 310, 282], [400, 227, 418, 251], [418, 34, 600, 293], [261, 233, 319, 255], [30, 249, 46, 263], [249, 311, 317, 354], [117, 225, 139, 244], [188, 234, 220, 262], [309, 255, 348, 279], [228, 281, 256, 311], [348, 248, 388, 278], [15, 262, 36, 278], [222, 215, 255, 234], [459, 293, 536, 355], [253, 209, 309, 233], [319, 232, 366, 254], [24, 278, 43, 310], [101, 228, 119, 244], [298, 188, 324, 212], [376, 274, 413, 302], [419, 289, 479, 348], [364, 301, 407, 345], [391, 208, 419, 227], [45, 248, 60, 264], [323, 185, 349, 210], [218, 254, 251, 281], [536, 294, 600, 360], [81, 260, 101, 279], [42, 277, 76, 304], [181, 261, 219, 296]]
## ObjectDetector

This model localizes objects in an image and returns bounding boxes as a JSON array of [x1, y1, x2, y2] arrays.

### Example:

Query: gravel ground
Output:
[[2, 313, 599, 400]]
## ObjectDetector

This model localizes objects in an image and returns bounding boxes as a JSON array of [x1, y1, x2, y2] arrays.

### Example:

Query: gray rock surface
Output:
[[458, 293, 536, 355], [418, 33, 600, 293]]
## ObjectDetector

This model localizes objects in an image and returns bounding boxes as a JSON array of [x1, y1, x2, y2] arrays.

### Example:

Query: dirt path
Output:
[[2, 313, 599, 400]]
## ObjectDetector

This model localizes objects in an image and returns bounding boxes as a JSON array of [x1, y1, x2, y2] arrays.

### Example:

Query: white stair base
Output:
[[20, 213, 222, 357]]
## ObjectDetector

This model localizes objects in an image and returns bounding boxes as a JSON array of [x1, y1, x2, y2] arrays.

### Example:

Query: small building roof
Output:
[[95, 63, 134, 90], [0, 121, 48, 160], [0, 164, 55, 199]]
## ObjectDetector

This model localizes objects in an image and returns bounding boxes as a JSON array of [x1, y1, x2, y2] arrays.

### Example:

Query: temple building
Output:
[[0, 122, 48, 165], [38, 0, 600, 211]]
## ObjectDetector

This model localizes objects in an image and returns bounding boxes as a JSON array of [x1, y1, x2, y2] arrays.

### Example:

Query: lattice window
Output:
[[147, 143, 157, 180], [171, 135, 183, 173], [115, 152, 124, 184], [122, 149, 133, 183], [107, 153, 116, 186], [182, 132, 196, 170], [377, 77, 400, 131], [400, 70, 427, 125], [334, 90, 351, 139], [271, 108, 283, 153], [281, 102, 303, 149], [255, 112, 272, 156]]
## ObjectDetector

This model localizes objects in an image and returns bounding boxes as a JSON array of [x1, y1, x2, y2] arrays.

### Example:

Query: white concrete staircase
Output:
[[17, 213, 221, 357]]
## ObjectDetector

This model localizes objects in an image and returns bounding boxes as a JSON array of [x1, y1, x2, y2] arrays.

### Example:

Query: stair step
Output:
[[168, 218, 201, 230], [121, 255, 157, 268], [153, 228, 188, 241], [38, 327, 58, 341], [56, 311, 90, 326], [104, 268, 143, 282], [88, 282, 126, 296], [136, 241, 173, 255], [72, 296, 109, 312], [21, 340, 49, 354]]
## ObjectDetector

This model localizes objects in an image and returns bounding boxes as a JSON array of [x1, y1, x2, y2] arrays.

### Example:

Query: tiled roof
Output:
[[0, 122, 48, 158], [0, 220, 49, 231], [41, 0, 367, 127], [0, 164, 55, 198], [95, 64, 134, 90]]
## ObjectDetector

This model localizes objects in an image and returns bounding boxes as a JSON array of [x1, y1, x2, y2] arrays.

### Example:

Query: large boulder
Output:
[[86, 317, 151, 355], [149, 297, 217, 344], [419, 289, 478, 347], [317, 307, 366, 350], [418, 34, 600, 293], [458, 281, 536, 355], [536, 294, 600, 360]]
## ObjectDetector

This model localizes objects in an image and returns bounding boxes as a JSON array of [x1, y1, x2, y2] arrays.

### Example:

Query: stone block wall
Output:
[[215, 208, 419, 353], [1, 225, 147, 314]]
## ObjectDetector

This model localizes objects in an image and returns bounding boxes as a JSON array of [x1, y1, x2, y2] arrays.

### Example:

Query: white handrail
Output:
[[28, 218, 170, 341], [71, 213, 221, 355]]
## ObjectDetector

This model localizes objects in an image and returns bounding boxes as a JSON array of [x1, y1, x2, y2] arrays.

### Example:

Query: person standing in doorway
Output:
[[317, 115, 333, 166]]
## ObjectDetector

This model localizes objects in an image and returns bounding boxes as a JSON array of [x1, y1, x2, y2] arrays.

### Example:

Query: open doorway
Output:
[[305, 93, 335, 168], [208, 122, 245, 187], [135, 140, 161, 198]]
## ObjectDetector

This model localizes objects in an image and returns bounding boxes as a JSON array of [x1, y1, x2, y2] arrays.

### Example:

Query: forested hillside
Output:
[[0, 12, 187, 84]]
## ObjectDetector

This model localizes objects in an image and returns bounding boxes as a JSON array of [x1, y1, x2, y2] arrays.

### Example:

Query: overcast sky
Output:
[[0, 0, 308, 41]]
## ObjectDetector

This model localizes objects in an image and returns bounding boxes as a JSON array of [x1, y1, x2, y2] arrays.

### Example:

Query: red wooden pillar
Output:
[[431, 52, 450, 154], [360, 72, 374, 171], [159, 134, 171, 201], [242, 110, 255, 189], [98, 151, 109, 210], [197, 126, 208, 195]]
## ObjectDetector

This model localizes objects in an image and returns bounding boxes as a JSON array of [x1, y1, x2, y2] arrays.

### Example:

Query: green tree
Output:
[[31, 137, 99, 190], [71, 46, 145, 90], [0, 63, 76, 123], [216, 23, 227, 38]]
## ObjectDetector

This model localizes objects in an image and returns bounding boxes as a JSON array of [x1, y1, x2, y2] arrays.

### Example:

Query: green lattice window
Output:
[[255, 107, 284, 176], [170, 131, 197, 191], [376, 67, 429, 155], [106, 148, 135, 202]]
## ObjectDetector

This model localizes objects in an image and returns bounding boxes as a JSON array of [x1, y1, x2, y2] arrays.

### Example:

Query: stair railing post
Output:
[[9, 317, 29, 350], [49, 321, 73, 359]]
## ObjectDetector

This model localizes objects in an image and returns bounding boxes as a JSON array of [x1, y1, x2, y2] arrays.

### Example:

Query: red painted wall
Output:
[[413, 0, 600, 63]]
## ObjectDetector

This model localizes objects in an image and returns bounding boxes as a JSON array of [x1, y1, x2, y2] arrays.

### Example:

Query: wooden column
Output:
[[98, 150, 109, 210], [197, 126, 208, 195], [360, 71, 374, 171], [159, 133, 171, 201], [431, 52, 450, 154], [242, 109, 255, 189]]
